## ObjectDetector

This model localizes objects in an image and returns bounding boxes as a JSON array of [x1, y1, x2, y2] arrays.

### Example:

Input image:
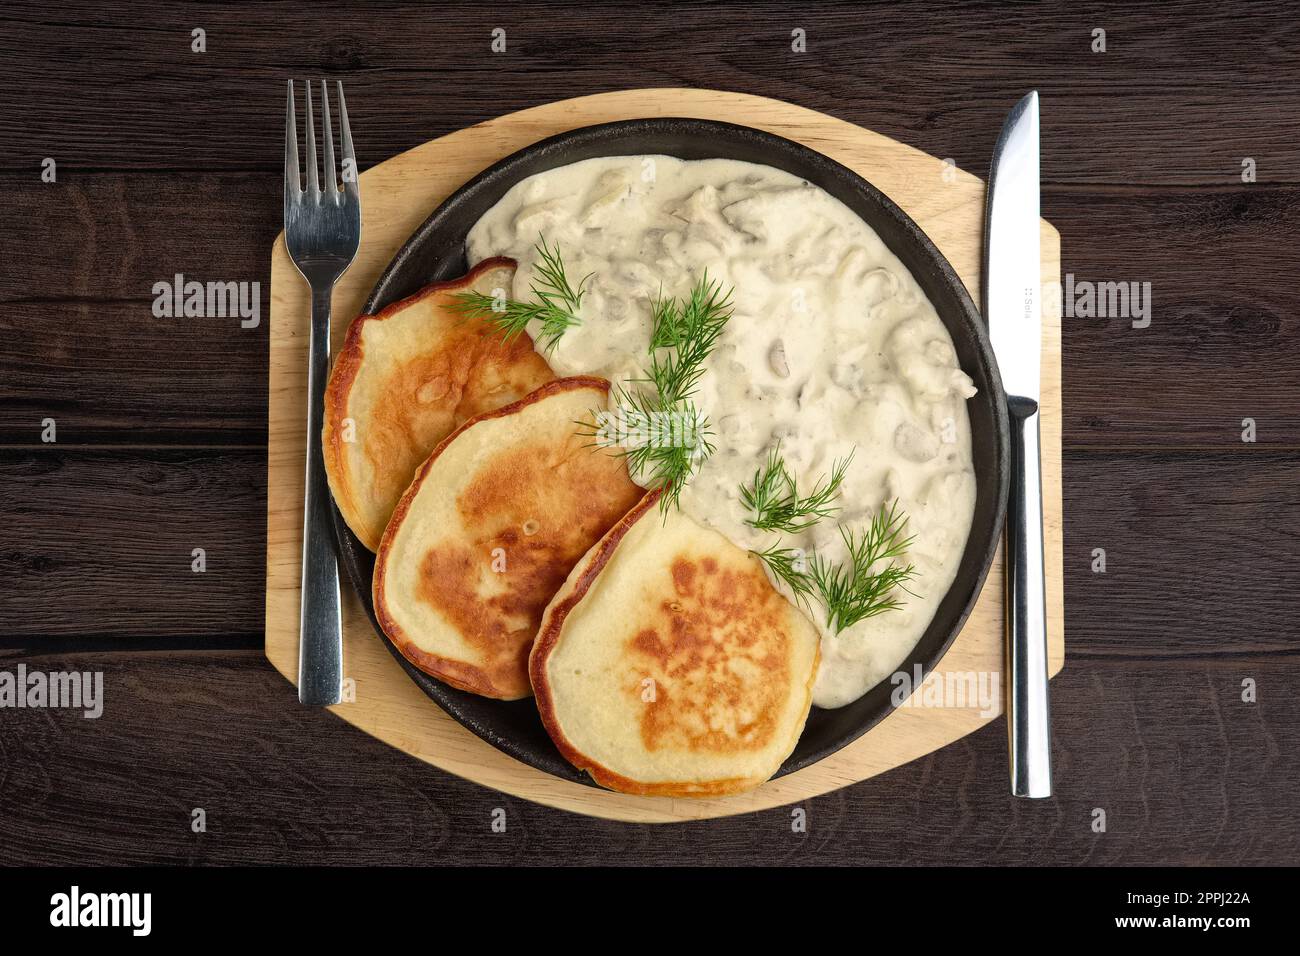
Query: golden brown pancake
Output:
[[373, 377, 644, 700], [530, 490, 822, 796], [323, 258, 555, 551]]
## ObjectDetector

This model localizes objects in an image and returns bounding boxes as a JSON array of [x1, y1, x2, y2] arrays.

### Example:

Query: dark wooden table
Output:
[[2, 1, 1297, 865]]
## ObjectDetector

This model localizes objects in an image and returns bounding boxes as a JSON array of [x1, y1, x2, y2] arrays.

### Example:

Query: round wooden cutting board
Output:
[[264, 88, 1064, 823]]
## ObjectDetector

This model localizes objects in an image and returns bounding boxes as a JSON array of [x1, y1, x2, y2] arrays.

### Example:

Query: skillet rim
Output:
[[330, 116, 1012, 788]]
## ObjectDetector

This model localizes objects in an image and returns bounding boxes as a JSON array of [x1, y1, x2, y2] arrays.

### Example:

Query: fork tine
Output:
[[336, 81, 358, 200], [305, 81, 319, 195], [320, 80, 337, 199], [284, 80, 300, 197]]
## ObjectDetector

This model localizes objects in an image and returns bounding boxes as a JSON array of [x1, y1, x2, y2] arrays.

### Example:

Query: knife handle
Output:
[[1006, 402, 1052, 797], [298, 285, 344, 706]]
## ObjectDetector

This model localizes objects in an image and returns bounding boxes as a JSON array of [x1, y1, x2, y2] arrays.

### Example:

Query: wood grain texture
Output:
[[0, 175, 275, 444], [262, 88, 1063, 821], [0, 0, 1295, 858], [0, 450, 265, 643], [5, 449, 1294, 660], [2, 2, 1298, 185], [4, 177, 1296, 446], [1063, 450, 1300, 660], [1056, 183, 1300, 448], [0, 652, 1293, 864]]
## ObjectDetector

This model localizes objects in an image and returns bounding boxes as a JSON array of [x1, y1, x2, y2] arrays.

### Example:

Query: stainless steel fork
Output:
[[284, 79, 361, 705]]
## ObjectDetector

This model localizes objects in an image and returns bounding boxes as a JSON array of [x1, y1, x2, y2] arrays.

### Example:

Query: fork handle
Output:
[[298, 285, 343, 705]]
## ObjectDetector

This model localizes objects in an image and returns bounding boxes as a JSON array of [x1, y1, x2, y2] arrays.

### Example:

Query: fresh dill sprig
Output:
[[741, 444, 855, 534], [447, 235, 590, 350], [447, 293, 570, 349], [752, 501, 918, 633], [642, 271, 732, 404], [590, 273, 733, 514], [531, 234, 591, 315], [808, 501, 918, 633], [751, 541, 816, 608], [606, 385, 715, 513]]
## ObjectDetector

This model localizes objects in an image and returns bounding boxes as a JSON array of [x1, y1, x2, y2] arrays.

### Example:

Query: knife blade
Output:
[[986, 92, 1041, 404], [984, 90, 1052, 798]]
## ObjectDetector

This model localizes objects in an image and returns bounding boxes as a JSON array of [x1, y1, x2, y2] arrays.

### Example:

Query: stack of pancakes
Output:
[[324, 260, 820, 796]]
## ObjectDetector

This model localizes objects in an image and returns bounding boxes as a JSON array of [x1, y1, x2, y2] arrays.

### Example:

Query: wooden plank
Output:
[[262, 88, 1063, 821], [3, 174, 1294, 446], [0, 5, 1292, 856], [6, 448, 1293, 663], [0, 300, 268, 445], [0, 173, 273, 445], [1063, 450, 1300, 658], [0, 449, 265, 642], [0, 173, 277, 302], [0, 653, 1293, 862], [1, 2, 1296, 185], [1055, 184, 1300, 447]]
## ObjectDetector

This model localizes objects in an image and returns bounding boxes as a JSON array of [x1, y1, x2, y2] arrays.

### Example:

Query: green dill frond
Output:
[[644, 271, 733, 405], [751, 541, 816, 607], [809, 501, 918, 633], [588, 273, 733, 515], [447, 235, 588, 350], [444, 291, 547, 345], [531, 234, 592, 319], [604, 384, 714, 515], [741, 444, 854, 534]]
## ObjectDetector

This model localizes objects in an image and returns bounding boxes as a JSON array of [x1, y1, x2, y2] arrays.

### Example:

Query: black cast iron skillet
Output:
[[330, 118, 1010, 787]]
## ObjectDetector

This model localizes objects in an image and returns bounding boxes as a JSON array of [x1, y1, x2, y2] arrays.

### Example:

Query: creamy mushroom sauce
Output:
[[466, 155, 977, 708]]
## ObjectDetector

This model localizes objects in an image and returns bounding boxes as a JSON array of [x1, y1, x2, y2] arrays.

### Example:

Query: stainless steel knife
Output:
[[984, 91, 1052, 798]]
